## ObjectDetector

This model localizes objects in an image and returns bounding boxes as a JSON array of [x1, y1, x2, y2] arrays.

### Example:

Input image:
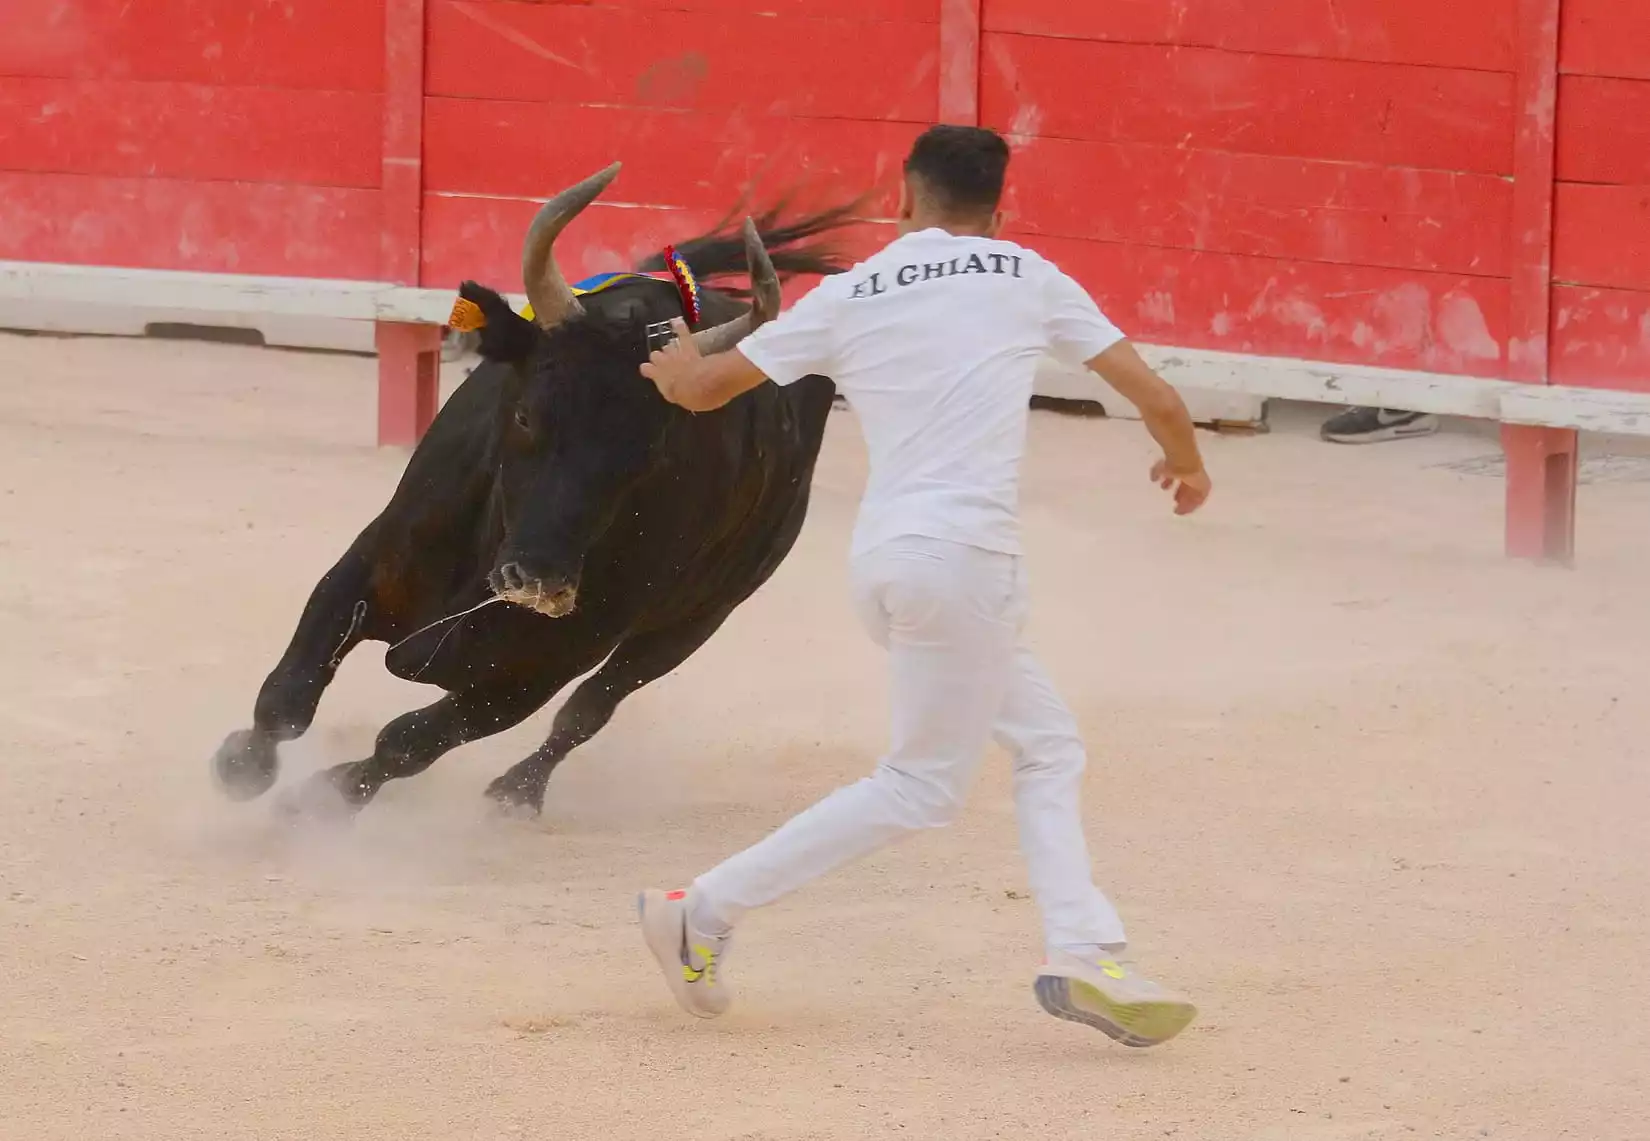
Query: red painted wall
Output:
[[981, 0, 1518, 379], [0, 0, 1644, 393], [1550, 0, 1650, 391], [417, 0, 930, 290], [0, 0, 386, 279]]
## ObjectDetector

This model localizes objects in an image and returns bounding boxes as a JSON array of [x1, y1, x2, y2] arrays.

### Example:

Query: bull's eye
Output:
[[513, 407, 531, 431]]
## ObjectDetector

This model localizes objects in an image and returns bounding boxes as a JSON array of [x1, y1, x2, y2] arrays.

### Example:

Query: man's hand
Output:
[[640, 318, 704, 407], [1150, 458, 1212, 516], [640, 318, 771, 413]]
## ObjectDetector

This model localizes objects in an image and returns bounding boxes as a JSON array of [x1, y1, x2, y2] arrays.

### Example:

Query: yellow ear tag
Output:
[[447, 297, 486, 332], [519, 301, 535, 321]]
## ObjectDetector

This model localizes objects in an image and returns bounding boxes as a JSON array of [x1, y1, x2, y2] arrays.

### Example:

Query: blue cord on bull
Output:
[[445, 244, 703, 359], [524, 244, 703, 351]]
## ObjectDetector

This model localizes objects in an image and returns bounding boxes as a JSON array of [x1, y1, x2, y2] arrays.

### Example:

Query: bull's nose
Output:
[[497, 561, 531, 594], [538, 584, 579, 617], [491, 561, 580, 616], [494, 560, 569, 595]]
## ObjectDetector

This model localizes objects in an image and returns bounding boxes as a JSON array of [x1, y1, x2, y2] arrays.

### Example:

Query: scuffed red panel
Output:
[[982, 0, 1514, 72], [1005, 138, 1512, 278], [589, 0, 936, 20], [0, 0, 385, 91], [426, 1, 937, 121], [0, 79, 381, 189], [1550, 286, 1650, 391], [424, 99, 918, 212], [0, 172, 381, 278], [1556, 76, 1650, 185], [1559, 0, 1650, 80], [1021, 234, 1508, 377], [981, 35, 1515, 174], [1552, 183, 1650, 292]]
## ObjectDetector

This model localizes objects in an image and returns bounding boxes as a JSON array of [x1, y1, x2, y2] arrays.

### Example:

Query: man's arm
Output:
[[1085, 340, 1202, 473], [643, 280, 838, 412], [1084, 340, 1212, 515], [1041, 264, 1210, 514], [641, 319, 770, 412]]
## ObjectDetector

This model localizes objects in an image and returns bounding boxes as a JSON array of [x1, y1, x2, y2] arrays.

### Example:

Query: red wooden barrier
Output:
[[0, 0, 385, 277], [377, 0, 439, 446], [979, 5, 1517, 376], [1503, 0, 1575, 563], [2, 0, 1647, 559], [1552, 0, 1650, 391], [417, 0, 930, 291]]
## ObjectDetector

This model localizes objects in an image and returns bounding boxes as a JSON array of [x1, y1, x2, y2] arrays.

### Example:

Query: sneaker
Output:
[[638, 888, 733, 1019], [1034, 948, 1197, 1047], [1320, 406, 1440, 444]]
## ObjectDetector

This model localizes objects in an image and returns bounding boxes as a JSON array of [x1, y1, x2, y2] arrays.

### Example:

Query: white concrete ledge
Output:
[[1137, 343, 1650, 436], [1497, 384, 1650, 436], [4, 259, 1649, 436], [0, 260, 518, 326], [1140, 344, 1515, 420]]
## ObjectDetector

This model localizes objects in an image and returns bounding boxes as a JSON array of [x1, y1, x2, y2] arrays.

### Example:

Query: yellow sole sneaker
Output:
[[1034, 971, 1197, 1047]]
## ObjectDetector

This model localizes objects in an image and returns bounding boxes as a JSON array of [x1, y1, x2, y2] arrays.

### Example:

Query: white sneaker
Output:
[[638, 888, 732, 1019], [1034, 948, 1197, 1047]]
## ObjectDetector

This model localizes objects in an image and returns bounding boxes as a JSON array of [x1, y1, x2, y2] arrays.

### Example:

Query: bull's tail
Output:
[[635, 186, 873, 298]]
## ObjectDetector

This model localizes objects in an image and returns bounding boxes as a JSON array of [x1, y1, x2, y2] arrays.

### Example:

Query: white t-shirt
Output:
[[736, 228, 1126, 557]]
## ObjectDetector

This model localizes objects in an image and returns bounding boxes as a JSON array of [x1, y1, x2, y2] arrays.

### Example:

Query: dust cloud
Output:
[[4, 330, 1649, 1140]]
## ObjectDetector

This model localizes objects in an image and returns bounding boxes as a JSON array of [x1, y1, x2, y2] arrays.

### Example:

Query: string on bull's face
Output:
[[401, 289, 685, 683], [385, 594, 507, 682]]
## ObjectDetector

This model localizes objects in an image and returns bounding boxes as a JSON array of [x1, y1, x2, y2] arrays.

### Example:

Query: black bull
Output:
[[211, 166, 859, 817]]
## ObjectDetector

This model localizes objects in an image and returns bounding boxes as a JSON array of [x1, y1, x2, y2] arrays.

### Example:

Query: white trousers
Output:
[[693, 536, 1126, 950]]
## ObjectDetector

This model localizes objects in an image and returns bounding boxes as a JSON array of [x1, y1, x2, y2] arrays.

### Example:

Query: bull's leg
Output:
[[212, 546, 375, 802], [277, 661, 590, 820], [484, 610, 734, 816]]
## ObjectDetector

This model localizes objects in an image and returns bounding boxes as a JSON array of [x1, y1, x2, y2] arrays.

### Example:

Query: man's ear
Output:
[[457, 280, 541, 366], [894, 178, 916, 236]]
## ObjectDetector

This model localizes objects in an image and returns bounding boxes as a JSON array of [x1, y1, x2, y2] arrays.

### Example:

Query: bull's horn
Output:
[[522, 161, 622, 330], [691, 217, 783, 355]]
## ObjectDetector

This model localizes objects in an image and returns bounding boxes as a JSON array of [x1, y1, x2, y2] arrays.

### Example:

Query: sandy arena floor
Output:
[[3, 329, 1648, 1140]]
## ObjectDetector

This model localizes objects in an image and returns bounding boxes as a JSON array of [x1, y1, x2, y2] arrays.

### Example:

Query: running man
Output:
[[636, 125, 1211, 1047]]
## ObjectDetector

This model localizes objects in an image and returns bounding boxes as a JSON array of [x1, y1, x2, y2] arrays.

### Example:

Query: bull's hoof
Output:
[[274, 765, 370, 825], [212, 729, 281, 802], [483, 772, 545, 819]]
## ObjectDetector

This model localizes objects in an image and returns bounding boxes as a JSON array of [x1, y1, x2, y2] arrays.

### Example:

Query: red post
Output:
[[376, 321, 444, 446], [1504, 424, 1579, 562], [1503, 0, 1575, 562], [375, 0, 438, 448], [938, 0, 981, 126]]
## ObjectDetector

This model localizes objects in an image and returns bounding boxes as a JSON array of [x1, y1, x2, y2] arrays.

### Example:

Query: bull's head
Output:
[[460, 163, 782, 618]]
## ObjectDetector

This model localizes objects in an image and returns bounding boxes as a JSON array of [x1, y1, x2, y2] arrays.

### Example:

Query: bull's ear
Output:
[[456, 280, 540, 365]]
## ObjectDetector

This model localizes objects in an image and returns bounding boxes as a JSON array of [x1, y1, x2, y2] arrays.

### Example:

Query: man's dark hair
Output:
[[903, 125, 1011, 220]]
